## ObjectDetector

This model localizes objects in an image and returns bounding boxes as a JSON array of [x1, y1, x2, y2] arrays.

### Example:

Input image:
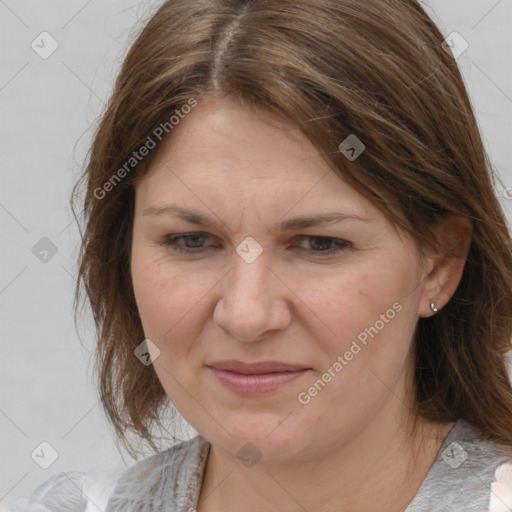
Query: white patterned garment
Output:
[[5, 468, 126, 512], [489, 460, 512, 512], [5, 420, 512, 512]]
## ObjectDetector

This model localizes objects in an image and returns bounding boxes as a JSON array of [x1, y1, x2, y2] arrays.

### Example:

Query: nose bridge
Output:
[[213, 243, 290, 341], [228, 245, 272, 306], [224, 232, 269, 294]]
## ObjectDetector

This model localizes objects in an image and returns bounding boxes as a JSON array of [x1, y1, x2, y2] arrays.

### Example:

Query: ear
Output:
[[418, 215, 473, 318]]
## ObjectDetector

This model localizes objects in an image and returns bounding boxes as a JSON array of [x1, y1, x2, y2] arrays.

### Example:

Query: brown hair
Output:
[[72, 0, 512, 459]]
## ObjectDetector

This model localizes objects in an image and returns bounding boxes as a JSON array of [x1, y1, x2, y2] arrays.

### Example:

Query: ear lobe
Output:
[[418, 215, 473, 318]]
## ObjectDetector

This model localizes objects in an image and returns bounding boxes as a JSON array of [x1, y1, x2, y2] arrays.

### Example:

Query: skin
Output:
[[130, 96, 472, 512]]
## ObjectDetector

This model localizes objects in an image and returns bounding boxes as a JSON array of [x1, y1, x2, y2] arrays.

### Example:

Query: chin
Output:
[[207, 418, 315, 466]]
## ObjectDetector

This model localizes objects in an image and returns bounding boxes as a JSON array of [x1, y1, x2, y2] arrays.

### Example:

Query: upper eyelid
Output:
[[164, 232, 346, 239], [160, 233, 352, 259], [163, 232, 350, 246]]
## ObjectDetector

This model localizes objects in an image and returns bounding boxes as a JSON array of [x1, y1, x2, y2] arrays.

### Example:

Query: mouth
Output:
[[206, 360, 311, 396]]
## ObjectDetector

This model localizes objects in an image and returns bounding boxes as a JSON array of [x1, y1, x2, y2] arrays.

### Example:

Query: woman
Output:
[[8, 0, 512, 511]]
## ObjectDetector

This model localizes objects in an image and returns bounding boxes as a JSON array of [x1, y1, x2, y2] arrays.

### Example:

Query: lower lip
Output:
[[207, 367, 309, 395]]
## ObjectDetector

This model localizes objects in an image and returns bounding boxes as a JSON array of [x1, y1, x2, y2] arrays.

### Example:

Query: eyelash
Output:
[[159, 232, 351, 256]]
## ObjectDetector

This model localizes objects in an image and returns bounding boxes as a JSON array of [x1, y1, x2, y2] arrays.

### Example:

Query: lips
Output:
[[207, 360, 310, 374], [206, 360, 311, 395]]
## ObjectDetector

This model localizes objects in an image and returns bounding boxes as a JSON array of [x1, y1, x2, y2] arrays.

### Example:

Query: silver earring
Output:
[[430, 301, 438, 313]]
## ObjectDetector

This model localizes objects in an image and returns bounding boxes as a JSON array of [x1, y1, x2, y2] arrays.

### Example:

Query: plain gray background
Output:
[[1, 0, 511, 508]]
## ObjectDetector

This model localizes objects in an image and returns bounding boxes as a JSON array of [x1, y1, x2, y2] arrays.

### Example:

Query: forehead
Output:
[[147, 99, 332, 183], [135, 97, 380, 225], [154, 98, 323, 175]]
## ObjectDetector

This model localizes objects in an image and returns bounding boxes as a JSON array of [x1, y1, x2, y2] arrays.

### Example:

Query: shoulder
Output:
[[4, 467, 126, 512], [5, 436, 209, 512], [489, 458, 512, 511], [105, 434, 210, 512], [408, 419, 512, 512], [456, 422, 512, 511]]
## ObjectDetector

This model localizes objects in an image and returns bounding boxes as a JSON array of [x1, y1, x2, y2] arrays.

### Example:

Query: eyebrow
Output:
[[142, 204, 370, 232]]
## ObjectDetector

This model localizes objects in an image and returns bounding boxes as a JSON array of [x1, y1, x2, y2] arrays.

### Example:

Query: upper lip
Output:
[[207, 360, 310, 374]]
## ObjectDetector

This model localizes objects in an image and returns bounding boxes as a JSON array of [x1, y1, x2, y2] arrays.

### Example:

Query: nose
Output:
[[212, 249, 292, 342]]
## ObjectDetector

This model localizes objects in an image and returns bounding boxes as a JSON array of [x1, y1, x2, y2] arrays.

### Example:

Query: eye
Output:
[[292, 235, 351, 256], [160, 232, 350, 256], [160, 232, 216, 253]]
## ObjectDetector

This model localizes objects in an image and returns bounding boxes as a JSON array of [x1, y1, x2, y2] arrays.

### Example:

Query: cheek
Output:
[[131, 251, 208, 347], [305, 267, 388, 345], [131, 259, 210, 403], [308, 263, 418, 381]]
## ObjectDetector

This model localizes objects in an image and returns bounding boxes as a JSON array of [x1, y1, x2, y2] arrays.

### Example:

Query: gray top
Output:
[[6, 419, 512, 512]]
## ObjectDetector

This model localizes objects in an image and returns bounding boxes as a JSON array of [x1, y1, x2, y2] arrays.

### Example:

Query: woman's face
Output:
[[130, 97, 435, 464]]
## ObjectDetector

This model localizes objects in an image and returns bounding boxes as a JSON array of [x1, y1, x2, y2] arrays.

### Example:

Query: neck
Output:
[[196, 406, 455, 512]]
